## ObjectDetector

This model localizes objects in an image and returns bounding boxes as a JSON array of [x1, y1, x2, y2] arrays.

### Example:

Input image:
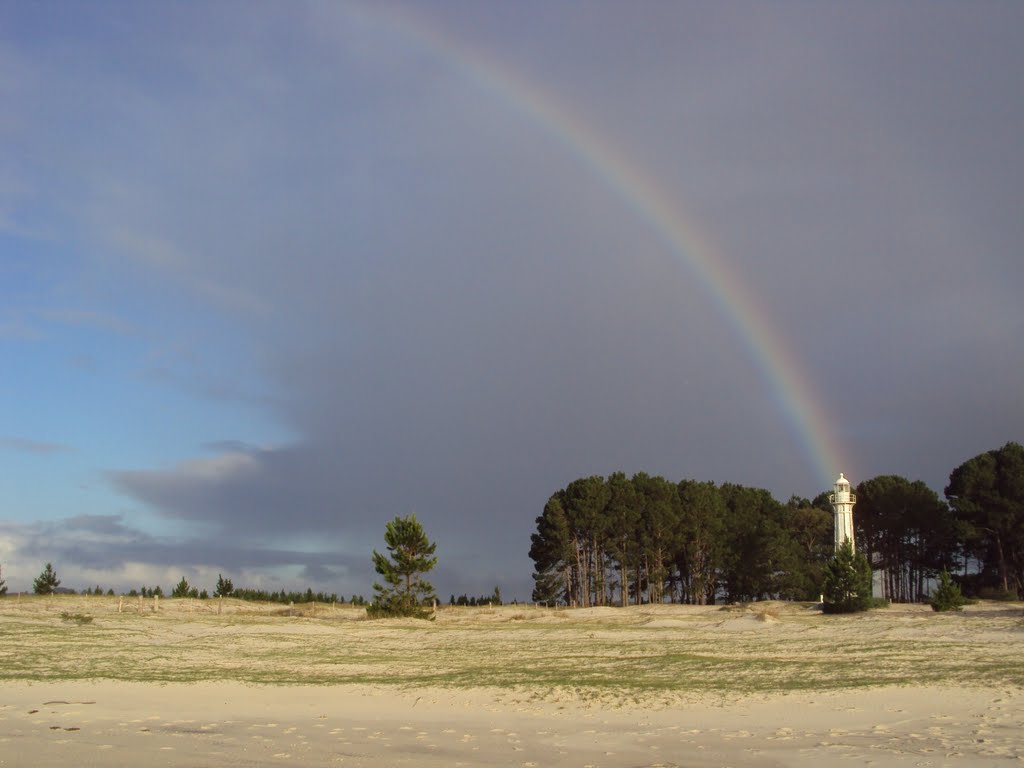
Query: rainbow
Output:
[[358, 5, 851, 491]]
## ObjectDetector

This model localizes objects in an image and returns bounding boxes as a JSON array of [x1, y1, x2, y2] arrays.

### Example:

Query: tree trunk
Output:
[[995, 535, 1009, 593]]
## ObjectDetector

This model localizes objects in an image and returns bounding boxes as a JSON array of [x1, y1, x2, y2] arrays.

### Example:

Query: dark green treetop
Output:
[[945, 441, 1024, 597]]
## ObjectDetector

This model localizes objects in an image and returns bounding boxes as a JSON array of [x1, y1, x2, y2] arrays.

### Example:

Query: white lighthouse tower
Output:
[[830, 473, 856, 552]]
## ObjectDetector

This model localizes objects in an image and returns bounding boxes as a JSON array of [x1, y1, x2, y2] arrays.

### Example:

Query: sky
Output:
[[2, 1, 1022, 599]]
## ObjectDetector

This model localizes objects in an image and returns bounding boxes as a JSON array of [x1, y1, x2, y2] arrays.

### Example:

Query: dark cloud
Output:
[[3, 3, 1022, 600], [299, 564, 345, 585]]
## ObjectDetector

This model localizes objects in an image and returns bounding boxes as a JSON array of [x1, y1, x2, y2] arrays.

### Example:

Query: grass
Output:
[[1, 596, 1021, 705], [59, 611, 94, 625]]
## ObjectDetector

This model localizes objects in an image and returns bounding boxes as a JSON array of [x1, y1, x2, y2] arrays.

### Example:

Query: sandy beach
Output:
[[1, 597, 1021, 766], [3, 681, 1022, 767]]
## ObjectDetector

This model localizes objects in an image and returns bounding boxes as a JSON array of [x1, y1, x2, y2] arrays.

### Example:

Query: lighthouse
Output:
[[830, 473, 856, 552]]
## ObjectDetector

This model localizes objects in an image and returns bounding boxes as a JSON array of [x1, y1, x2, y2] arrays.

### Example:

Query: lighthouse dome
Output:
[[835, 473, 850, 487]]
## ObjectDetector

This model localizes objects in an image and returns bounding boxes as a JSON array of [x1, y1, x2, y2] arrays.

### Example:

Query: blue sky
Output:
[[2, 1, 1022, 598]]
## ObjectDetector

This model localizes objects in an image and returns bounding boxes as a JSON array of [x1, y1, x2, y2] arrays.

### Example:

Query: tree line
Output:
[[6, 565, 368, 605], [529, 442, 1024, 605], [530, 472, 833, 606], [5, 443, 1018, 607], [858, 442, 1024, 601]]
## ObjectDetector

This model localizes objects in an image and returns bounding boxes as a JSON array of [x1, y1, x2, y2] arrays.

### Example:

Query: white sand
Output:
[[2, 680, 1021, 767]]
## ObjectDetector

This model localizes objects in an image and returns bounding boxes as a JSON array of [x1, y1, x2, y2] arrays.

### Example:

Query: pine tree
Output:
[[0, 562, 7, 596], [172, 577, 192, 598], [370, 514, 438, 617], [214, 573, 234, 597], [930, 570, 967, 612], [822, 541, 873, 613], [33, 563, 61, 595]]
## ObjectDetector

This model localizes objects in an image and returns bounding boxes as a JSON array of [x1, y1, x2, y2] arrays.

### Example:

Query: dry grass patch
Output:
[[0, 596, 1020, 706]]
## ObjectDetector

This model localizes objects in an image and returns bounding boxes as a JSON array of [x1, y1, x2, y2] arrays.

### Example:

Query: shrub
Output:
[[821, 541, 873, 614], [976, 586, 1019, 602], [930, 571, 967, 612], [60, 612, 93, 625], [366, 595, 436, 620]]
